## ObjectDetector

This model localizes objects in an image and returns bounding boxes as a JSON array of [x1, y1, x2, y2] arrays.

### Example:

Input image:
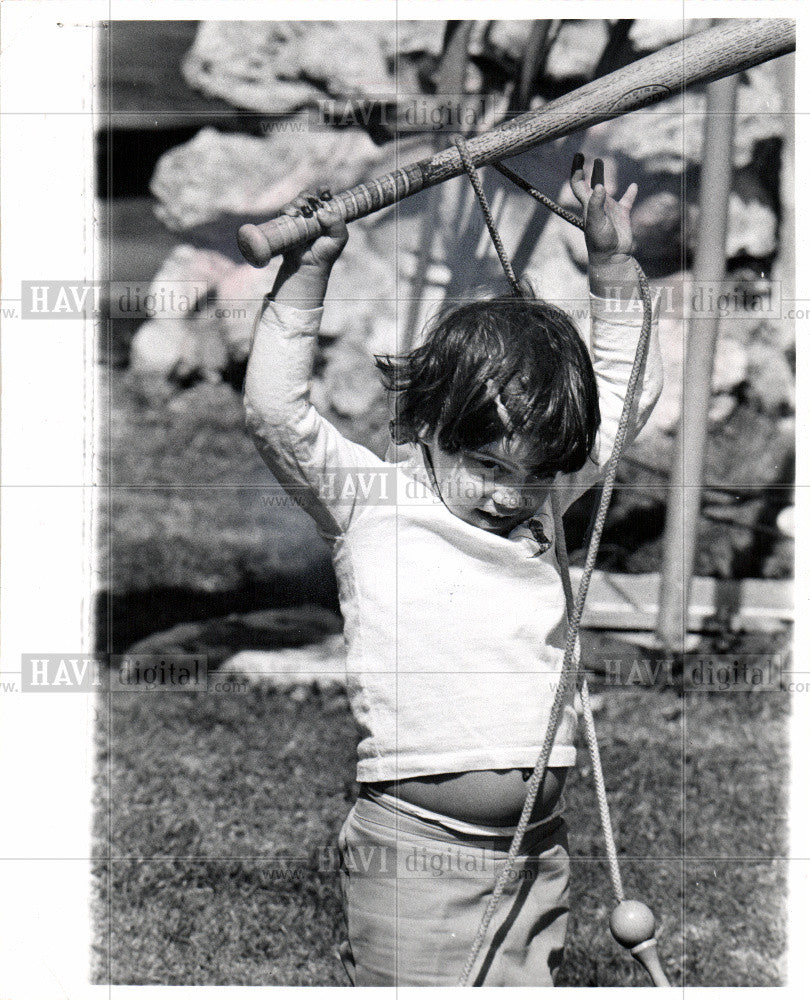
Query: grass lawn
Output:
[[92, 662, 788, 987]]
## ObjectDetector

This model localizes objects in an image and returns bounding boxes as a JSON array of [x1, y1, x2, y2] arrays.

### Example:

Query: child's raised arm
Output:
[[557, 157, 664, 510], [244, 191, 386, 540]]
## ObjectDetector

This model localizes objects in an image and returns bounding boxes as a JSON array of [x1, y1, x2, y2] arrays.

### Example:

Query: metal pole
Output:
[[656, 74, 739, 653]]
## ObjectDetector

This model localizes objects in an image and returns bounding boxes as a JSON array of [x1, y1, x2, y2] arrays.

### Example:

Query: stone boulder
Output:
[[642, 273, 782, 438], [150, 125, 391, 231], [183, 21, 397, 113], [627, 20, 702, 54], [387, 20, 445, 59], [467, 20, 610, 81], [545, 20, 611, 80], [221, 635, 346, 692], [129, 316, 196, 377], [128, 218, 400, 399], [129, 314, 228, 385], [598, 62, 784, 173], [213, 258, 271, 363], [744, 335, 795, 416], [630, 186, 777, 266], [128, 245, 237, 379]]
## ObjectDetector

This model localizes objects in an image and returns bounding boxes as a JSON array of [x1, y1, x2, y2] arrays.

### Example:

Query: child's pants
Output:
[[337, 788, 570, 986]]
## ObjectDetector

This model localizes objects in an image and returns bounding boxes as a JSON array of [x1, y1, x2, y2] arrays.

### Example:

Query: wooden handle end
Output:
[[237, 224, 274, 268]]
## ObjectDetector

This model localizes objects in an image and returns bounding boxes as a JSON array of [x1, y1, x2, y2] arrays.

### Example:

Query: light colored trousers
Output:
[[337, 790, 570, 986]]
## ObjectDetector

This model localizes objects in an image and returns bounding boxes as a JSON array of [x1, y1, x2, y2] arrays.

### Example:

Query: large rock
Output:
[[127, 217, 399, 402], [149, 119, 433, 230], [469, 20, 609, 81], [712, 335, 749, 395], [221, 635, 346, 692], [599, 63, 784, 173], [127, 246, 234, 380], [607, 274, 748, 438], [631, 189, 693, 268], [183, 21, 398, 113], [545, 20, 611, 80], [627, 20, 702, 54], [320, 338, 383, 420], [150, 125, 390, 232], [388, 20, 445, 59], [726, 191, 778, 258], [633, 187, 776, 263], [129, 244, 250, 378], [129, 316, 196, 377], [745, 339, 795, 416], [214, 258, 273, 363]]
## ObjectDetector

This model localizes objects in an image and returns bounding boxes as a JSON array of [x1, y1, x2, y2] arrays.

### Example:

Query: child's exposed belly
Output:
[[369, 767, 567, 826]]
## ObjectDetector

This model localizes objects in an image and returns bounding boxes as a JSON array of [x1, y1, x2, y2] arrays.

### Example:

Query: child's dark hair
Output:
[[375, 285, 600, 477]]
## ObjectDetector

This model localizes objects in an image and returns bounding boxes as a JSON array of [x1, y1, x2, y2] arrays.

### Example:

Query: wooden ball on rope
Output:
[[609, 900, 657, 948]]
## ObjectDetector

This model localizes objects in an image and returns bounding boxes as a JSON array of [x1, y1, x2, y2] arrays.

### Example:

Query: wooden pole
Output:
[[238, 18, 794, 265], [656, 74, 739, 653]]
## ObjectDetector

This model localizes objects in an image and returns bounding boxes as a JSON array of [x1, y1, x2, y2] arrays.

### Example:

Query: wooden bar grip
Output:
[[237, 161, 428, 264], [238, 17, 794, 266]]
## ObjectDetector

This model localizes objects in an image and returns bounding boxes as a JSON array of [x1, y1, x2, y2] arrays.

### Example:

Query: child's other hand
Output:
[[280, 189, 348, 270], [570, 154, 637, 262]]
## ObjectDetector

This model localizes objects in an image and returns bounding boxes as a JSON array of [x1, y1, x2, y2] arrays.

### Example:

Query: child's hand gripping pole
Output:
[[239, 200, 334, 267], [610, 901, 671, 987], [265, 191, 348, 310], [241, 187, 351, 269], [238, 167, 421, 267]]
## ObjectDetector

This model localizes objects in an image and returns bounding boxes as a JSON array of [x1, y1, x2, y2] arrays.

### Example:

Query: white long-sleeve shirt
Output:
[[245, 294, 662, 781]]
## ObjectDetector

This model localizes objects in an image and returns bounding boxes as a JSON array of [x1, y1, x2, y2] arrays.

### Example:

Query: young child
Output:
[[244, 156, 663, 987]]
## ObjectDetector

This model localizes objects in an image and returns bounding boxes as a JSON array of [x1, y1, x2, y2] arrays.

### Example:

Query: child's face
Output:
[[426, 432, 553, 536]]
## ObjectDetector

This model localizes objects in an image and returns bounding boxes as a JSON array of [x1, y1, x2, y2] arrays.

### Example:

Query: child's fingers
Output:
[[570, 152, 589, 206], [292, 190, 321, 217], [584, 185, 608, 239], [316, 203, 348, 241], [315, 199, 341, 221], [282, 188, 338, 220], [589, 185, 607, 211], [590, 158, 605, 189], [280, 192, 312, 218], [280, 188, 347, 249], [618, 182, 639, 212]]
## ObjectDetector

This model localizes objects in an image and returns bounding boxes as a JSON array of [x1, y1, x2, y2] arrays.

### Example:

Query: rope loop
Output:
[[452, 135, 523, 297]]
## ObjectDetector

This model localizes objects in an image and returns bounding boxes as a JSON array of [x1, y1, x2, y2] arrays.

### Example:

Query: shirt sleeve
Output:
[[243, 297, 387, 539], [555, 291, 664, 512]]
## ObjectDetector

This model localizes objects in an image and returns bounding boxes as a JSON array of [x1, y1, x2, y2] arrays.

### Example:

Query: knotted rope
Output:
[[451, 135, 653, 986], [453, 135, 523, 297]]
